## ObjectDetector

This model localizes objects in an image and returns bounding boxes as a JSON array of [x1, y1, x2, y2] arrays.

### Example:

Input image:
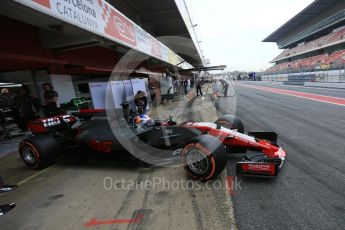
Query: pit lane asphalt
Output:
[[222, 82, 345, 230]]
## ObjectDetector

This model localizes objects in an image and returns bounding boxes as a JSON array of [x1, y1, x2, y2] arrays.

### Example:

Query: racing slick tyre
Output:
[[181, 135, 227, 181], [19, 135, 60, 169], [215, 115, 244, 133]]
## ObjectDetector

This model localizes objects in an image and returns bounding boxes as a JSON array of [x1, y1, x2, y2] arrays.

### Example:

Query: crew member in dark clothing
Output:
[[134, 91, 148, 114], [0, 88, 25, 133], [220, 79, 229, 97], [16, 86, 39, 131], [195, 78, 203, 96], [149, 78, 159, 108], [0, 88, 15, 107], [183, 80, 188, 95], [43, 83, 59, 117], [0, 88, 16, 137]]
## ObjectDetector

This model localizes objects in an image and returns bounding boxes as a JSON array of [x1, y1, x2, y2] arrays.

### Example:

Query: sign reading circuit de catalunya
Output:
[[16, 0, 187, 67]]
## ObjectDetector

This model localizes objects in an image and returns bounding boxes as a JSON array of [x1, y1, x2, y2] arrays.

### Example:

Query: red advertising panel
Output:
[[151, 38, 162, 59], [104, 8, 137, 47], [32, 0, 51, 8]]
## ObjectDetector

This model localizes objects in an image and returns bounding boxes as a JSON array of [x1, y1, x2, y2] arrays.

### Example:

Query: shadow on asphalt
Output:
[[57, 150, 147, 170]]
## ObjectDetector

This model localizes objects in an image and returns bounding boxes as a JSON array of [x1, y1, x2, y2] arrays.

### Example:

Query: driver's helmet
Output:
[[134, 114, 153, 127]]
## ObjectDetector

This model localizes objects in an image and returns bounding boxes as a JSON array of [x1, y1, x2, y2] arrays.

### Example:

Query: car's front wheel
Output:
[[181, 135, 227, 181]]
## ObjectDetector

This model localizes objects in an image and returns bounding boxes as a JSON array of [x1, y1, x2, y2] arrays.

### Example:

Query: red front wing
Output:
[[182, 122, 286, 176]]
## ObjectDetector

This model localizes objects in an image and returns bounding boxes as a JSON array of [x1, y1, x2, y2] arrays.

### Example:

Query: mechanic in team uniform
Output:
[[0, 88, 18, 137], [134, 91, 148, 114], [43, 83, 60, 117], [15, 86, 39, 131]]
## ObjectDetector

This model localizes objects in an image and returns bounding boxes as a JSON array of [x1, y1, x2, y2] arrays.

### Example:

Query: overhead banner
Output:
[[51, 0, 104, 33], [151, 37, 162, 59], [135, 25, 151, 55], [15, 0, 189, 67], [103, 4, 137, 47], [161, 45, 169, 63]]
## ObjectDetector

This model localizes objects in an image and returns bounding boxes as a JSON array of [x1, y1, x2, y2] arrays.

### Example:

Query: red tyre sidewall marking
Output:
[[195, 143, 216, 180], [20, 141, 41, 166], [181, 143, 216, 180]]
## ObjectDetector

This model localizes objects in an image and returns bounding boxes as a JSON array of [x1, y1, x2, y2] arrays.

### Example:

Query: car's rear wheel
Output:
[[19, 135, 60, 169], [181, 135, 227, 181], [215, 115, 244, 133]]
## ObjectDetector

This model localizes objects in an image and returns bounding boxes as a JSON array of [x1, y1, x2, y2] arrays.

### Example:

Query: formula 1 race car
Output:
[[18, 111, 286, 181]]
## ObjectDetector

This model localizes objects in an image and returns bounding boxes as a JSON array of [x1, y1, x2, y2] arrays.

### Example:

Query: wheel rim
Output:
[[22, 146, 37, 165], [186, 149, 209, 175]]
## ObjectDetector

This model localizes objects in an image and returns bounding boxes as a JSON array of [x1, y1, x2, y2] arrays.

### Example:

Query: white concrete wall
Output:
[[261, 74, 288, 82], [262, 69, 345, 82], [305, 82, 345, 89], [34, 71, 52, 102]]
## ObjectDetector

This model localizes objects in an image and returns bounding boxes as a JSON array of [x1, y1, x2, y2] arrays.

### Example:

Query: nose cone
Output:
[[275, 147, 286, 159]]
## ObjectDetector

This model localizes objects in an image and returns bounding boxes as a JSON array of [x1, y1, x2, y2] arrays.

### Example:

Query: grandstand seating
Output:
[[326, 27, 345, 44], [267, 25, 345, 74], [271, 26, 345, 62], [266, 49, 345, 73]]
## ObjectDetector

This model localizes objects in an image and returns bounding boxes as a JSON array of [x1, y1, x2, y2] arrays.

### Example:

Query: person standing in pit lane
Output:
[[195, 77, 203, 96], [0, 88, 25, 133], [43, 83, 59, 117], [0, 88, 15, 138], [183, 79, 188, 95], [220, 79, 229, 97], [0, 88, 15, 107], [15, 86, 39, 131]]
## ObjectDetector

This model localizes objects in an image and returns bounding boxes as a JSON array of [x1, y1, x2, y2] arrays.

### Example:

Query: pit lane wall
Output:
[[262, 69, 345, 89], [262, 69, 345, 82], [15, 0, 192, 69]]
